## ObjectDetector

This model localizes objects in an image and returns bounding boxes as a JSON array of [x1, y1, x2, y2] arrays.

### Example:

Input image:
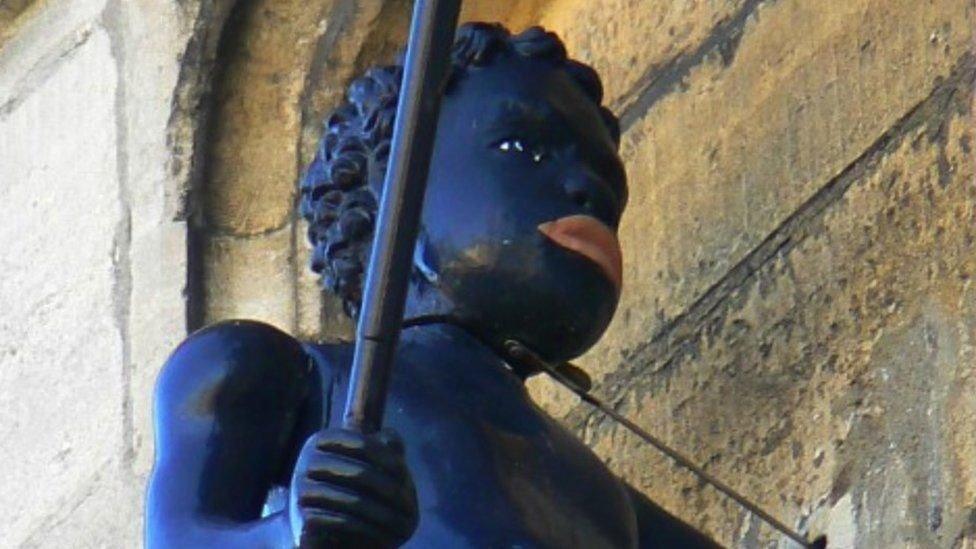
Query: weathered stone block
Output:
[[0, 0, 106, 84], [576, 63, 975, 547], [461, 0, 554, 33], [0, 0, 40, 45], [204, 227, 297, 329], [16, 460, 142, 549], [542, 0, 748, 108], [205, 0, 334, 235], [115, 0, 199, 479], [129, 222, 188, 476], [0, 28, 125, 546], [576, 0, 973, 385]]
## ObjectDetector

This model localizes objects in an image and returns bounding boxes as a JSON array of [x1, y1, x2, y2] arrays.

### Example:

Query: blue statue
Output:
[[146, 23, 719, 548]]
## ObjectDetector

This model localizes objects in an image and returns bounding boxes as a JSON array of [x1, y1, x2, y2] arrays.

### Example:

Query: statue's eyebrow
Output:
[[487, 98, 554, 132]]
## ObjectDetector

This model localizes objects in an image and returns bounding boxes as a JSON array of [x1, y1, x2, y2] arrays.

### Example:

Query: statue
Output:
[[146, 23, 719, 548]]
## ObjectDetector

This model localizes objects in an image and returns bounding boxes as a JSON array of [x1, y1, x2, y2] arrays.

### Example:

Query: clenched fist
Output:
[[289, 428, 418, 548]]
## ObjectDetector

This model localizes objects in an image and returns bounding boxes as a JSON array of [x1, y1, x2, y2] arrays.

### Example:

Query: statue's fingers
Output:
[[375, 431, 417, 512], [314, 429, 406, 477], [299, 508, 396, 549], [305, 453, 411, 513], [313, 429, 365, 452], [298, 480, 414, 541]]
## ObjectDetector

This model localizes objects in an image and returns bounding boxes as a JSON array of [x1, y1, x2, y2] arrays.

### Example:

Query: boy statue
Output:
[[147, 23, 719, 548]]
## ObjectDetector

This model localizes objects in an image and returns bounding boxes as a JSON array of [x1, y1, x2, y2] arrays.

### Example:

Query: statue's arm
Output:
[[624, 483, 722, 548], [146, 320, 313, 548]]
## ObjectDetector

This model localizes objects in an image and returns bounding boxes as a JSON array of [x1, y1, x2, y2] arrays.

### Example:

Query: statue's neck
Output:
[[399, 241, 541, 378], [398, 317, 532, 381]]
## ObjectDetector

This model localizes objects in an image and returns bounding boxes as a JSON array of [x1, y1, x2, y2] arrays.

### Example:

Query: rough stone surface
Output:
[[1, 0, 216, 546], [541, 0, 748, 108], [115, 0, 201, 481], [205, 0, 334, 236], [204, 228, 297, 329], [575, 61, 976, 546], [0, 28, 126, 546], [0, 0, 105, 95], [16, 468, 143, 548], [0, 0, 40, 46], [573, 0, 973, 386], [196, 0, 313, 337], [460, 0, 554, 34], [0, 0, 36, 19]]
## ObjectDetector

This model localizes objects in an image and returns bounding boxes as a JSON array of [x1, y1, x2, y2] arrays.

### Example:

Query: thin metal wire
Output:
[[504, 340, 821, 549]]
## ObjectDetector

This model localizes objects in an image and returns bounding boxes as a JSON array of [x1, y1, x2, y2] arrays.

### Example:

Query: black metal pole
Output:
[[342, 0, 462, 433]]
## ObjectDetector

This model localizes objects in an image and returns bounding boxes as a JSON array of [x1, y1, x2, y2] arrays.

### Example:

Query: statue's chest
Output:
[[371, 360, 637, 549]]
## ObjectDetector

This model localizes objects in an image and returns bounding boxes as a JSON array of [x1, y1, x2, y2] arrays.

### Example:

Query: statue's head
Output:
[[300, 23, 626, 363]]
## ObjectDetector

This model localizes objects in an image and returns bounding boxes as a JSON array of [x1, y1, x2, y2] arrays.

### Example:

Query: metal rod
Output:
[[504, 340, 822, 549], [342, 0, 462, 433]]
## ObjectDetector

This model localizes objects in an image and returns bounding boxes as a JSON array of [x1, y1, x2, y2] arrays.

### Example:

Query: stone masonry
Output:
[[0, 1, 973, 547]]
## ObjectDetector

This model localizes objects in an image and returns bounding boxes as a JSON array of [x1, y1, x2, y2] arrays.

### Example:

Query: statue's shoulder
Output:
[[155, 319, 314, 420], [149, 320, 324, 539]]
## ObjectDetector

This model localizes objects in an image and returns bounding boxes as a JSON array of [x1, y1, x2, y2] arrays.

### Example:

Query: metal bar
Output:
[[342, 0, 463, 433], [504, 340, 824, 549]]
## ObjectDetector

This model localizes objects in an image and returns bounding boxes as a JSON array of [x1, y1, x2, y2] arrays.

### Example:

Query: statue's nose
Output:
[[562, 173, 597, 213], [559, 168, 621, 229]]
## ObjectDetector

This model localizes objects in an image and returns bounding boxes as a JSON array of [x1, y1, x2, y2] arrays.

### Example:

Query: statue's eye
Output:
[[496, 138, 523, 152], [496, 138, 546, 163]]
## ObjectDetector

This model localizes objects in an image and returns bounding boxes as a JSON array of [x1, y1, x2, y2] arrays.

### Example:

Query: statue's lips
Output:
[[537, 215, 623, 291]]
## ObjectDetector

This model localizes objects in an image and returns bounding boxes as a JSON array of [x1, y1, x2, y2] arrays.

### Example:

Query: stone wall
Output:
[[0, 1, 972, 547], [0, 0, 214, 545]]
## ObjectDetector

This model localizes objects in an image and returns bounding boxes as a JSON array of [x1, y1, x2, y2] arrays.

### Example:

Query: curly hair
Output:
[[299, 22, 621, 317]]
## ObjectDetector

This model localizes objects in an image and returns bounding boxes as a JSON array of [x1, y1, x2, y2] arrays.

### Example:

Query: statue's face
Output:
[[413, 52, 627, 362]]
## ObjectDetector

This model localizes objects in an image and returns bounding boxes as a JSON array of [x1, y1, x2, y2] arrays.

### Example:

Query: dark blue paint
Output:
[[146, 30, 719, 548]]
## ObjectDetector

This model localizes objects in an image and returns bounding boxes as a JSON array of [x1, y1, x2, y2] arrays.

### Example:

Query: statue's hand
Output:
[[289, 428, 418, 548]]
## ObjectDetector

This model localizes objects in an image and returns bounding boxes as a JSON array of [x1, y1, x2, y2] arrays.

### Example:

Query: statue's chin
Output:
[[428, 243, 619, 364], [506, 288, 616, 363]]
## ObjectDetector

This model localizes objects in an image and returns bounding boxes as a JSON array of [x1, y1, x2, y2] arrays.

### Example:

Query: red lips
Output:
[[537, 215, 623, 292]]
